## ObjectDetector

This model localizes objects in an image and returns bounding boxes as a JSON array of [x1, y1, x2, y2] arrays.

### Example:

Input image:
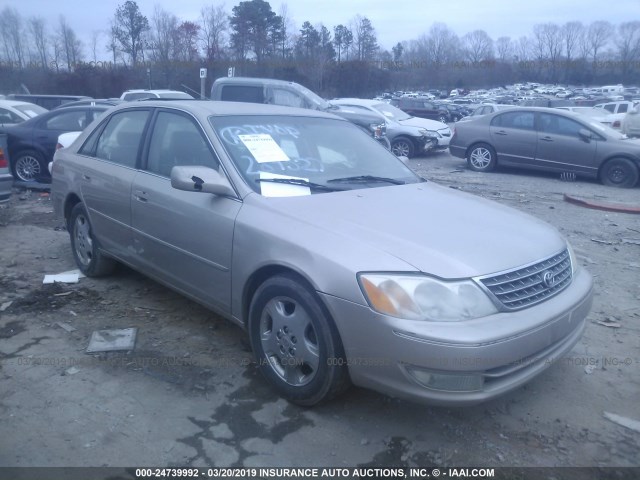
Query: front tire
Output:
[[12, 150, 46, 182], [391, 137, 416, 158], [248, 274, 350, 406], [600, 158, 639, 188], [68, 203, 116, 277], [467, 143, 497, 172]]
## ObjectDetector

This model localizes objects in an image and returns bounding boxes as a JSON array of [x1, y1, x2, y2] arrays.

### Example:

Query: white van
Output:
[[601, 84, 624, 96]]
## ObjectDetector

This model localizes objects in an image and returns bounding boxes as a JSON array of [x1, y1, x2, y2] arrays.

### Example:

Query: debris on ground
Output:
[[597, 316, 622, 328], [603, 412, 640, 434], [55, 322, 77, 333], [86, 328, 137, 353]]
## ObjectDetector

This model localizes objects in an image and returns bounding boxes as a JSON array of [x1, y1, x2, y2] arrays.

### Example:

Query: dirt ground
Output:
[[0, 152, 639, 477]]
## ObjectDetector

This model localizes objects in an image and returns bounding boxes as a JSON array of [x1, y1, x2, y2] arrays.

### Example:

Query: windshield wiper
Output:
[[256, 177, 342, 192], [327, 175, 406, 185]]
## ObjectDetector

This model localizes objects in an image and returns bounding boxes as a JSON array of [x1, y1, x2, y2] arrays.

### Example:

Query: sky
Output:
[[8, 0, 640, 59]]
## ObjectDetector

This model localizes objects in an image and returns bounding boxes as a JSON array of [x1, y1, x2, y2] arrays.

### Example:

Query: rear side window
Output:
[[491, 112, 535, 130], [45, 110, 87, 130], [90, 110, 150, 168], [220, 85, 264, 103]]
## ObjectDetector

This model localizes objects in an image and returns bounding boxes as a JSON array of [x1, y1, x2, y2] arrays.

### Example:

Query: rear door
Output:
[[77, 109, 151, 261], [131, 109, 241, 312], [489, 111, 537, 167]]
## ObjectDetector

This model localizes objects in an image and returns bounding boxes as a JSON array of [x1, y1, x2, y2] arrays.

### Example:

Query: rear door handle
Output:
[[540, 136, 553, 142], [82, 174, 91, 181], [494, 130, 507, 136]]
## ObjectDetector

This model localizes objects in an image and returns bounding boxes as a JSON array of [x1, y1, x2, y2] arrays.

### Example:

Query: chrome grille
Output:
[[478, 249, 572, 310]]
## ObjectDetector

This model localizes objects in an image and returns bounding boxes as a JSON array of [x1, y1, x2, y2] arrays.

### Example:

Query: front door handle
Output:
[[133, 190, 148, 202], [494, 130, 507, 135], [540, 136, 553, 142]]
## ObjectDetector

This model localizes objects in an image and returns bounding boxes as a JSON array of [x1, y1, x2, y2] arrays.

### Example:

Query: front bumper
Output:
[[320, 267, 593, 406], [0, 172, 12, 203]]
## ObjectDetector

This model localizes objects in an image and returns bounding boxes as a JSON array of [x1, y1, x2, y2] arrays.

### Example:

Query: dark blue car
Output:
[[2, 105, 108, 182]]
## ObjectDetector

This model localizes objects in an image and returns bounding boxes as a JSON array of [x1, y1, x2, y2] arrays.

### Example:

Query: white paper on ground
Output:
[[43, 273, 79, 284], [259, 172, 311, 197]]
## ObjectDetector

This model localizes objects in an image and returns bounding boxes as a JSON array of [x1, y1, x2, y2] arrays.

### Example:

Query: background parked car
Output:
[[119, 89, 194, 101], [621, 105, 640, 137], [390, 97, 451, 123], [53, 98, 123, 109], [332, 98, 443, 158], [2, 105, 109, 182], [0, 133, 12, 202], [468, 104, 515, 118], [449, 107, 640, 187], [6, 94, 91, 110], [210, 77, 390, 149], [0, 99, 48, 125], [335, 98, 451, 158]]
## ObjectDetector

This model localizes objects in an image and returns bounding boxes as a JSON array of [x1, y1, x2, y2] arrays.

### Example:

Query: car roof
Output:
[[212, 77, 300, 87], [106, 99, 348, 121], [0, 99, 43, 108], [332, 98, 380, 106]]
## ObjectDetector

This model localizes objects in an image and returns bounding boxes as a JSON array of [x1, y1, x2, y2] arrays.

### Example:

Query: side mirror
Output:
[[578, 128, 593, 142], [170, 166, 236, 197]]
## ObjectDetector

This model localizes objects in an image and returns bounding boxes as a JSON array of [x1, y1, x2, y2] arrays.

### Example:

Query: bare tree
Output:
[[0, 7, 26, 67], [90, 30, 102, 63], [58, 16, 83, 70], [587, 20, 613, 63], [107, 22, 120, 64], [200, 4, 228, 61], [533, 23, 562, 80], [495, 36, 512, 63], [333, 24, 352, 62], [276, 3, 295, 59], [616, 21, 640, 78], [462, 30, 494, 63], [562, 22, 583, 64], [29, 16, 48, 68], [427, 23, 459, 66], [149, 6, 179, 63], [515, 36, 531, 61]]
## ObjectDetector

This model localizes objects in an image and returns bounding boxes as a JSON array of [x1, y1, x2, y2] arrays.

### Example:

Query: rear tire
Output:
[[68, 203, 116, 277], [467, 143, 497, 172], [12, 149, 46, 182], [600, 158, 639, 188]]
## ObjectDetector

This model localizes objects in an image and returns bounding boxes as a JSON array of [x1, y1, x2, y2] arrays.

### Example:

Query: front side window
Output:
[[147, 111, 218, 177], [93, 110, 150, 167], [210, 115, 420, 196], [0, 108, 23, 124], [270, 88, 306, 108], [538, 113, 583, 138]]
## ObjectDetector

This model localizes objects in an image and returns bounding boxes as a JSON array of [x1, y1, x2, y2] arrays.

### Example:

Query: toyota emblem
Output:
[[542, 271, 557, 288]]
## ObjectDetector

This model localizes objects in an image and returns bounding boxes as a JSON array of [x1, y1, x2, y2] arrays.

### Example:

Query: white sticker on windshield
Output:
[[259, 172, 311, 197], [238, 134, 290, 163]]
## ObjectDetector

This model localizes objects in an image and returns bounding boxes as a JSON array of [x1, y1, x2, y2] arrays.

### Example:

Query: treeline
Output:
[[1, 0, 639, 99]]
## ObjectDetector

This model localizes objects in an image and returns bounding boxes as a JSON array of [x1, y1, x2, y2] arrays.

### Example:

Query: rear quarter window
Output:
[[220, 85, 264, 103]]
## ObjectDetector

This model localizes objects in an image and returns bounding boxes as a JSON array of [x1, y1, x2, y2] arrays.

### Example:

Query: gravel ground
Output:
[[0, 152, 638, 478]]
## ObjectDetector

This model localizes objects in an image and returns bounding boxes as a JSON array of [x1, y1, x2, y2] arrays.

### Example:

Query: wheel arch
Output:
[[241, 264, 327, 329], [597, 154, 640, 179], [63, 193, 82, 229]]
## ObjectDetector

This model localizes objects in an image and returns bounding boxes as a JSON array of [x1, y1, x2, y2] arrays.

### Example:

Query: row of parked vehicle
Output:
[[0, 90, 194, 183]]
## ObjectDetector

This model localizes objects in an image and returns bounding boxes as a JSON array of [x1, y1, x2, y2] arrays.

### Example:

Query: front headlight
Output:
[[420, 128, 438, 138], [358, 273, 498, 322]]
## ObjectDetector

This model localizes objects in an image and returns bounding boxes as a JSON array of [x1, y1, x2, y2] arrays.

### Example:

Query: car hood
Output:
[[398, 117, 449, 131], [252, 182, 566, 279]]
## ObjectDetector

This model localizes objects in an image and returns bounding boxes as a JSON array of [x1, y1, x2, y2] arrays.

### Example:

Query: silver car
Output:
[[52, 101, 593, 406], [450, 107, 640, 188]]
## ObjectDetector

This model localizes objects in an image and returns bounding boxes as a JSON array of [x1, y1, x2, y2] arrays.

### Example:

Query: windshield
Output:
[[372, 103, 412, 121], [210, 115, 420, 196], [291, 83, 331, 110], [14, 104, 48, 118]]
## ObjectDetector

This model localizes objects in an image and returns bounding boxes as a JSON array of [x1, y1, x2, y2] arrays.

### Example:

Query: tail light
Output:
[[0, 148, 7, 168], [56, 143, 64, 150], [613, 120, 621, 128]]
